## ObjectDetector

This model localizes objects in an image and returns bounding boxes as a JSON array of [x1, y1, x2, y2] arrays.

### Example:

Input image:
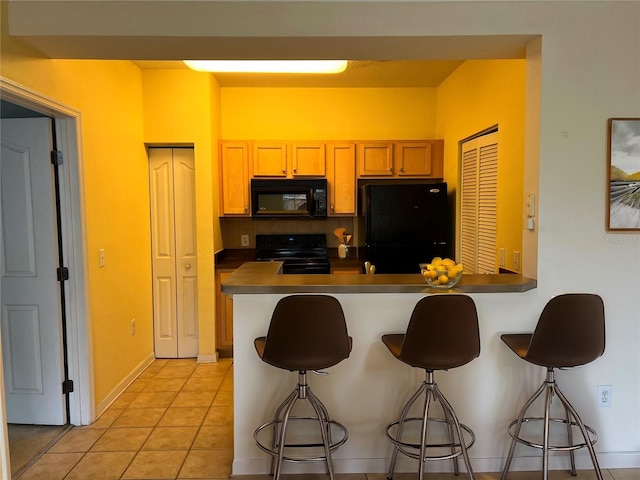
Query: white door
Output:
[[0, 118, 66, 425], [460, 131, 498, 274], [149, 148, 198, 358]]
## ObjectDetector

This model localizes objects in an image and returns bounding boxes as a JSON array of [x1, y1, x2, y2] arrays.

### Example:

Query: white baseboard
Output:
[[197, 353, 219, 363], [232, 451, 640, 476], [94, 352, 156, 419]]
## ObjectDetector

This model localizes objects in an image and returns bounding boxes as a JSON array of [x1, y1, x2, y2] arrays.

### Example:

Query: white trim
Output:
[[197, 353, 219, 363], [0, 76, 93, 475], [94, 352, 155, 418], [232, 452, 640, 476]]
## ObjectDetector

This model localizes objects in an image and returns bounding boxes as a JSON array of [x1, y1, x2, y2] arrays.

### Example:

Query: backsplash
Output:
[[220, 217, 357, 250]]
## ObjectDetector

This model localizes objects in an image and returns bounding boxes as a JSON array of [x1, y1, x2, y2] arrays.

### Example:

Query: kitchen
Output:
[[1, 1, 639, 477], [212, 61, 526, 355]]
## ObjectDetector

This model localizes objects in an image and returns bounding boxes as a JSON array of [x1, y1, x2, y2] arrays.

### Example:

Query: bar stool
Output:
[[501, 293, 605, 480], [253, 295, 352, 480], [383, 294, 480, 480]]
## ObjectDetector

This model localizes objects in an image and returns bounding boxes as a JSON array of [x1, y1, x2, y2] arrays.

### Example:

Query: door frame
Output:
[[0, 76, 94, 476]]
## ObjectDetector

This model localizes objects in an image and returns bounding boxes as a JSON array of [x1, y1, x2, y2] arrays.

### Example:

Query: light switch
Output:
[[98, 249, 105, 267]]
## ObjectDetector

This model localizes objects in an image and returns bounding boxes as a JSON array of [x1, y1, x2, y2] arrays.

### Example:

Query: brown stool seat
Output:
[[253, 295, 351, 480], [383, 294, 480, 480], [501, 293, 605, 480]]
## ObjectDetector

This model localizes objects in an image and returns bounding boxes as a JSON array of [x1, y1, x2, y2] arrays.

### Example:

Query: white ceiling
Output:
[[133, 60, 466, 87], [8, 1, 535, 88]]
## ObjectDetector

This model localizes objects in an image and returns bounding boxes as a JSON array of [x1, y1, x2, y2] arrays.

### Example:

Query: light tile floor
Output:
[[17, 357, 233, 480], [15, 357, 639, 480]]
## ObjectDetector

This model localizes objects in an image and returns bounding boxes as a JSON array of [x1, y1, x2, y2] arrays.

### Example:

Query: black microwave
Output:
[[251, 178, 328, 218]]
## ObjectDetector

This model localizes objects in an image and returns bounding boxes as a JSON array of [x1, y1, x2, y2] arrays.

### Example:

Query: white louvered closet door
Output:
[[460, 132, 498, 274]]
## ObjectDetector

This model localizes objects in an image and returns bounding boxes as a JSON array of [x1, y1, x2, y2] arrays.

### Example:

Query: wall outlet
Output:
[[130, 319, 136, 336], [513, 251, 520, 271], [597, 385, 612, 407], [241, 234, 250, 247], [499, 248, 506, 267]]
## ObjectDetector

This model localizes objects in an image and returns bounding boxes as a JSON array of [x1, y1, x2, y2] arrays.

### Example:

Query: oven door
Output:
[[282, 259, 331, 275]]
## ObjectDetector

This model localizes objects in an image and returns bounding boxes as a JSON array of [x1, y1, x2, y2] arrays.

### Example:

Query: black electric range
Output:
[[255, 234, 331, 274]]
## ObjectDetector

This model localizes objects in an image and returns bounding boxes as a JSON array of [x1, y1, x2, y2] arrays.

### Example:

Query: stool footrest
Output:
[[507, 416, 598, 452], [254, 417, 348, 463], [386, 417, 476, 462]]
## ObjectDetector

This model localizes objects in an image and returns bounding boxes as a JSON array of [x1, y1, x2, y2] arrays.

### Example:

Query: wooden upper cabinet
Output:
[[327, 143, 356, 215], [358, 140, 444, 178], [291, 143, 326, 176], [252, 142, 288, 176], [358, 142, 394, 176], [396, 140, 444, 177], [219, 142, 250, 216]]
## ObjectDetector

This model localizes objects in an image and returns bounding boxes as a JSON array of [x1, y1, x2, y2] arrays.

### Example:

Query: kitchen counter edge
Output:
[[221, 261, 537, 294]]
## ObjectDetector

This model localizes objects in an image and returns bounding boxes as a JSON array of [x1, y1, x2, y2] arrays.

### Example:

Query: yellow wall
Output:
[[436, 60, 526, 271], [141, 69, 219, 360], [1, 19, 155, 405], [221, 87, 438, 139]]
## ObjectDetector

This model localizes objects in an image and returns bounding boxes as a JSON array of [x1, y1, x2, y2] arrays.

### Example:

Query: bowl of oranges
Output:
[[420, 257, 464, 289]]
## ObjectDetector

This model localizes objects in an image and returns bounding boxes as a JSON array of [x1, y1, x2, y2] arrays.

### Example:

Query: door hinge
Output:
[[62, 379, 74, 394], [51, 150, 63, 166], [57, 267, 69, 281]]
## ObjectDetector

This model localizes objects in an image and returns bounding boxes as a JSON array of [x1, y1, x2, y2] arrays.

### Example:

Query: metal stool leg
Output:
[[502, 369, 603, 480], [307, 388, 336, 480], [440, 391, 461, 476], [564, 399, 577, 476], [269, 389, 298, 476], [417, 385, 433, 480], [501, 380, 547, 480], [542, 379, 553, 480], [255, 371, 348, 480], [386, 382, 427, 480], [554, 384, 604, 480], [434, 383, 475, 480], [273, 393, 298, 480], [387, 371, 475, 480]]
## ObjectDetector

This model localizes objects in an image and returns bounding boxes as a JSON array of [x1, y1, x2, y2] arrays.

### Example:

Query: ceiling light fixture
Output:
[[183, 60, 348, 74]]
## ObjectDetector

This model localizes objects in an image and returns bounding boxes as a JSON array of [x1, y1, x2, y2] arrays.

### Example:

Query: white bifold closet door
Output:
[[148, 148, 198, 358]]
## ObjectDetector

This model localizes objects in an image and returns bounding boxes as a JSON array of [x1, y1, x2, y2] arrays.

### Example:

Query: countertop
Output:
[[221, 261, 536, 294], [215, 248, 365, 272]]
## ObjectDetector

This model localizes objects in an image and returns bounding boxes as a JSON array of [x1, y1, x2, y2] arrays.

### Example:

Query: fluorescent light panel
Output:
[[183, 60, 348, 74]]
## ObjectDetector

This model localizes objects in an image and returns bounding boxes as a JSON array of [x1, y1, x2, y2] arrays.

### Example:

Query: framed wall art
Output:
[[607, 118, 640, 230]]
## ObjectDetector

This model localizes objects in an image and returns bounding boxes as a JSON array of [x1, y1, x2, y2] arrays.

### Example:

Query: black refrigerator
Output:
[[360, 182, 449, 274]]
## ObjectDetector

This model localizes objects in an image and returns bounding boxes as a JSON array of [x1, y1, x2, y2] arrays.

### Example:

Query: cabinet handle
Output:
[[282, 168, 286, 173], [185, 264, 191, 270], [331, 205, 335, 211], [293, 168, 297, 173], [388, 167, 393, 172], [399, 167, 404, 172], [244, 206, 248, 212]]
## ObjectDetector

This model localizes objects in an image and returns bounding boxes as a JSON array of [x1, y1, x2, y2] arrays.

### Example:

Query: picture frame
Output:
[[607, 118, 640, 231]]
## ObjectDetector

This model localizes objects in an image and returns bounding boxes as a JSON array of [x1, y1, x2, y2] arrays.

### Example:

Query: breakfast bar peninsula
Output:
[[222, 261, 537, 475]]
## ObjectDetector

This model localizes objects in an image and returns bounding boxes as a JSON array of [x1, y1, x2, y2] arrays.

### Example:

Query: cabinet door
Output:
[[292, 143, 326, 176], [252, 142, 288, 176], [396, 140, 444, 177], [216, 270, 234, 356], [327, 143, 356, 215], [357, 142, 394, 176], [220, 142, 250, 215]]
